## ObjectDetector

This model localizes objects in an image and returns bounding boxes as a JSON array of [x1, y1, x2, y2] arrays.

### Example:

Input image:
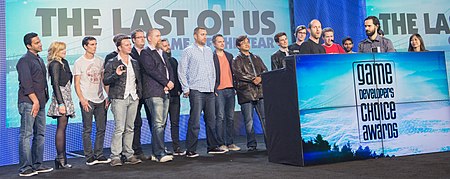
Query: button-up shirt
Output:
[[118, 55, 138, 100], [358, 35, 396, 53], [16, 51, 49, 109], [178, 43, 216, 93]]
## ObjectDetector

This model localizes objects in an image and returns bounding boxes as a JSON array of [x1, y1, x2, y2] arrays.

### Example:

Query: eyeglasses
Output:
[[298, 32, 307, 35]]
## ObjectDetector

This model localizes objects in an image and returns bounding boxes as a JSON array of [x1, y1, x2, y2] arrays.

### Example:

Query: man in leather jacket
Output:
[[271, 32, 290, 70], [232, 35, 268, 152], [103, 36, 143, 166]]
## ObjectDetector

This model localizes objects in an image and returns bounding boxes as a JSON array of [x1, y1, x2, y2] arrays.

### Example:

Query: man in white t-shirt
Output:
[[74, 36, 110, 166]]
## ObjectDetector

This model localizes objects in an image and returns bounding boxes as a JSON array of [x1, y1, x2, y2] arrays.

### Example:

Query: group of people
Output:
[[16, 15, 429, 177], [16, 26, 268, 176], [271, 16, 429, 70]]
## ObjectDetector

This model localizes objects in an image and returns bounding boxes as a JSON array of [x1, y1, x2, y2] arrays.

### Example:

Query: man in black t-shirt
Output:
[[299, 19, 326, 54], [288, 25, 307, 55]]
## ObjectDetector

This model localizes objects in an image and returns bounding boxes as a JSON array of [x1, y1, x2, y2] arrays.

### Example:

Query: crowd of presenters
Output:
[[16, 15, 429, 176]]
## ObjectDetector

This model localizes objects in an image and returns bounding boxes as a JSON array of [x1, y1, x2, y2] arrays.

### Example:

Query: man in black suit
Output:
[[139, 29, 175, 163], [161, 38, 185, 156], [130, 28, 152, 160]]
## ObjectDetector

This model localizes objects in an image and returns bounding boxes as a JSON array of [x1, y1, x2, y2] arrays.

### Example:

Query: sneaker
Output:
[[35, 165, 53, 173], [124, 156, 142, 165], [165, 147, 173, 155], [149, 155, 158, 161], [248, 146, 257, 152], [134, 153, 148, 161], [19, 168, 38, 177], [207, 147, 227, 154], [227, 144, 241, 151], [157, 155, 174, 163], [85, 156, 96, 165], [219, 145, 229, 152], [186, 151, 199, 158], [173, 148, 186, 156], [95, 156, 111, 164], [110, 158, 122, 166]]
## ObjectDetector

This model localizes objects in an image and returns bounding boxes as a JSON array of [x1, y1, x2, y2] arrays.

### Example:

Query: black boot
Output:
[[55, 154, 72, 169], [63, 155, 72, 168]]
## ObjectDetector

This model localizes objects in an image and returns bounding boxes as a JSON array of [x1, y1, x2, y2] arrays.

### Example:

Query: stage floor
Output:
[[1, 135, 449, 178]]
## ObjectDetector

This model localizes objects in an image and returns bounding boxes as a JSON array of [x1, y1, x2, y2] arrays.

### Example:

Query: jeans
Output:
[[186, 90, 219, 152], [241, 99, 266, 148], [132, 99, 151, 155], [81, 100, 107, 159], [18, 103, 46, 172], [215, 88, 236, 146], [145, 95, 170, 158], [168, 95, 181, 150], [110, 96, 139, 159]]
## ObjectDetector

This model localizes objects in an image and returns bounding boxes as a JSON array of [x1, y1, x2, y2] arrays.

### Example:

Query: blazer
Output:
[[168, 55, 183, 97], [130, 46, 141, 61], [139, 46, 174, 98], [213, 50, 234, 91]]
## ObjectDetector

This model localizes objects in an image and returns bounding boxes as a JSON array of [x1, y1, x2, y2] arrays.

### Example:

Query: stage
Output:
[[1, 135, 449, 178]]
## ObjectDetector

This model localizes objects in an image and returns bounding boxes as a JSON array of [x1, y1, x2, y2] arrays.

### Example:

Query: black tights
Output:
[[55, 116, 68, 157]]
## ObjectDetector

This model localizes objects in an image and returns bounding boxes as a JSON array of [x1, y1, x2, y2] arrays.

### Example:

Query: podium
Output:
[[262, 52, 450, 166]]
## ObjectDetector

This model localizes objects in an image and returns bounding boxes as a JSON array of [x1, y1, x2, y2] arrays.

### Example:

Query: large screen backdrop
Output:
[[0, 0, 291, 166], [366, 0, 450, 90], [297, 52, 450, 165], [292, 0, 367, 54]]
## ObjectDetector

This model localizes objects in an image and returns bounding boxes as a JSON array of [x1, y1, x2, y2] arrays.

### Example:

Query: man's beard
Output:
[[366, 29, 375, 36], [166, 51, 172, 58]]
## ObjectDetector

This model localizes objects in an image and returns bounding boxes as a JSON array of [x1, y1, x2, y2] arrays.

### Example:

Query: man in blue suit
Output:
[[139, 28, 175, 163]]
